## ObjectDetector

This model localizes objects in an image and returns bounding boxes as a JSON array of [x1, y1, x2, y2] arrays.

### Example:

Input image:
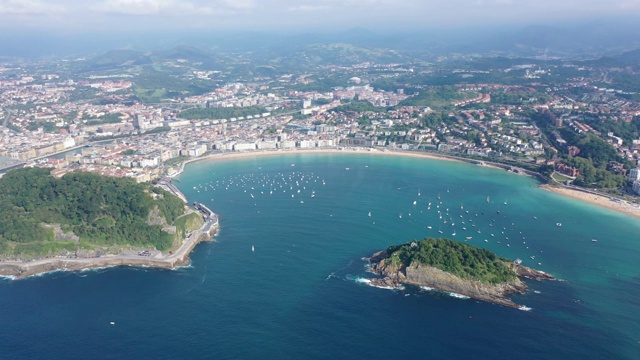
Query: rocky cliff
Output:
[[368, 249, 554, 309]]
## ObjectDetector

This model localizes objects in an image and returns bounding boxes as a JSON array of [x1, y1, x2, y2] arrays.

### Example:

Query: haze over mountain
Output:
[[0, 0, 640, 59]]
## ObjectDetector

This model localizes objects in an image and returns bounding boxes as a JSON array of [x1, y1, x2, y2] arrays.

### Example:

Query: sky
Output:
[[1, 0, 639, 33]]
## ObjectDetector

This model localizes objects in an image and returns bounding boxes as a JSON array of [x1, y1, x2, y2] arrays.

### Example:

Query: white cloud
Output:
[[91, 0, 257, 16], [0, 0, 65, 14], [220, 0, 256, 10], [1, 0, 639, 32], [288, 5, 330, 12], [91, 0, 216, 16]]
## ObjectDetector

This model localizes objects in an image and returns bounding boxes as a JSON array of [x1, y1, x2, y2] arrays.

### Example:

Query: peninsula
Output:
[[0, 168, 218, 279], [367, 237, 554, 309]]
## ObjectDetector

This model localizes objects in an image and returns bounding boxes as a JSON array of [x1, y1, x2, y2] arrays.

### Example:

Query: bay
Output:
[[1, 152, 639, 359]]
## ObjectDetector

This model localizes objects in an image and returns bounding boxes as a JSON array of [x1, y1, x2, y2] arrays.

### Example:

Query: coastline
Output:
[[5, 148, 637, 279], [367, 249, 555, 310], [0, 211, 219, 280], [176, 148, 639, 220], [540, 184, 640, 220], [173, 148, 478, 177]]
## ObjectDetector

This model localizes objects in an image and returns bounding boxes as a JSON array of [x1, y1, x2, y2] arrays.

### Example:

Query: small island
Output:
[[367, 237, 554, 309], [0, 168, 218, 279]]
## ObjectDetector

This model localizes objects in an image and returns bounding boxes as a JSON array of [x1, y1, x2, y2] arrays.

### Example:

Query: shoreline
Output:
[[4, 148, 638, 279], [540, 184, 640, 220], [0, 211, 219, 280], [173, 148, 492, 178], [175, 147, 640, 219], [367, 250, 555, 310]]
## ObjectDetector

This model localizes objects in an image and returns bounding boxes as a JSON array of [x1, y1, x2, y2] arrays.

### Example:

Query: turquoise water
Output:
[[2, 153, 640, 359]]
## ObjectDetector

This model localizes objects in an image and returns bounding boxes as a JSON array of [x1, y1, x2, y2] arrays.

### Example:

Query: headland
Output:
[[0, 168, 219, 280], [0, 208, 218, 280]]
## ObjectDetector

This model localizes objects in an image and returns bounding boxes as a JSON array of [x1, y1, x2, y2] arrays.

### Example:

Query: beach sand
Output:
[[180, 148, 465, 169], [540, 184, 640, 220], [5, 148, 637, 279], [187, 148, 639, 220]]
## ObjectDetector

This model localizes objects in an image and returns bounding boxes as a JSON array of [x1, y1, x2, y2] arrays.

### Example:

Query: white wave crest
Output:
[[448, 292, 470, 299]]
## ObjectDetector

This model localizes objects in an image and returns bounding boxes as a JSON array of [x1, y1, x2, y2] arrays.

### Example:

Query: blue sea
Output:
[[2, 153, 640, 359]]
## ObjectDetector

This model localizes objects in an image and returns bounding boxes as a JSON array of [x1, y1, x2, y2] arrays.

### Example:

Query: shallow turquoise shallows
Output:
[[2, 153, 639, 359]]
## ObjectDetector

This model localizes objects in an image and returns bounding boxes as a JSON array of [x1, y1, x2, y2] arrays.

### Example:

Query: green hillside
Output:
[[0, 168, 188, 258], [385, 237, 517, 284]]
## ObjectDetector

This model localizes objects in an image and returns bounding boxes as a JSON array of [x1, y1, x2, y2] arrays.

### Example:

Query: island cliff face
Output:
[[367, 239, 554, 309]]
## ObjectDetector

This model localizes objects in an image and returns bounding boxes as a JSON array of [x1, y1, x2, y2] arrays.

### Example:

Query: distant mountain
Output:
[[4, 19, 640, 61], [154, 45, 214, 62], [82, 49, 152, 71], [494, 22, 640, 58], [615, 49, 640, 66]]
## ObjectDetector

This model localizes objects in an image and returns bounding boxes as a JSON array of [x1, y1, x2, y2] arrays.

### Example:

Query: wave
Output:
[[0, 275, 16, 281], [420, 286, 434, 291], [348, 275, 404, 290], [448, 292, 470, 299], [79, 266, 112, 273]]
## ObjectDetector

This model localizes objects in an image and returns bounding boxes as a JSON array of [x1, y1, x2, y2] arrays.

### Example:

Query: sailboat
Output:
[[368, 211, 372, 217], [486, 196, 490, 203], [251, 245, 255, 252]]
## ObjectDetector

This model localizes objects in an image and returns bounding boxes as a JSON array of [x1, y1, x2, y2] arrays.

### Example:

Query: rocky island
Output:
[[367, 237, 554, 309], [0, 168, 218, 279]]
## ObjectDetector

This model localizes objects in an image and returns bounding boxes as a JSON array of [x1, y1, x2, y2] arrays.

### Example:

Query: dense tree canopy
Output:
[[385, 237, 517, 284], [0, 168, 186, 255]]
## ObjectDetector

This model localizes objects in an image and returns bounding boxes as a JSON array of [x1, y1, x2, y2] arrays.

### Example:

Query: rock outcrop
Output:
[[367, 250, 554, 309]]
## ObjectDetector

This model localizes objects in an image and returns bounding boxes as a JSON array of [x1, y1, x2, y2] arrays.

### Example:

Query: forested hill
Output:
[[0, 168, 187, 257], [384, 237, 517, 284]]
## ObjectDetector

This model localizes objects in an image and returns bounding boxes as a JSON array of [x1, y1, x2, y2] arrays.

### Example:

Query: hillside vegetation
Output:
[[0, 168, 187, 258], [385, 237, 517, 284]]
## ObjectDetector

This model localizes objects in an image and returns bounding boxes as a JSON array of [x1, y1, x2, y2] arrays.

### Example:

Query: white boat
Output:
[[556, 223, 562, 227], [592, 239, 598, 242], [368, 211, 372, 217], [251, 245, 255, 252], [486, 196, 490, 203], [413, 200, 417, 205]]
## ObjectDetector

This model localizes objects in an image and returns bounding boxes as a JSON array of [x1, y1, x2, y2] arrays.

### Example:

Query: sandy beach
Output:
[[177, 148, 472, 173], [4, 148, 637, 279], [540, 184, 640, 219], [186, 148, 639, 219]]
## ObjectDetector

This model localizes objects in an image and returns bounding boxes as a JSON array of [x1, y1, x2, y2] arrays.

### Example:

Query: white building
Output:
[[297, 140, 316, 149], [278, 140, 296, 149], [633, 181, 640, 195], [317, 139, 334, 148], [628, 168, 640, 181], [256, 141, 277, 150], [233, 142, 256, 151]]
